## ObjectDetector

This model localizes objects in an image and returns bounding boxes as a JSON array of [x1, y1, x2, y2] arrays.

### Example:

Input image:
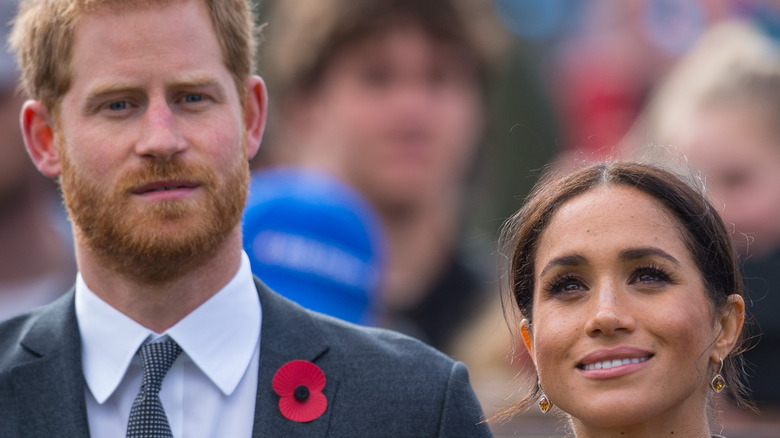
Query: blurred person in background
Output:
[[0, 0, 75, 321], [503, 0, 780, 167], [255, 0, 507, 353], [624, 20, 780, 414]]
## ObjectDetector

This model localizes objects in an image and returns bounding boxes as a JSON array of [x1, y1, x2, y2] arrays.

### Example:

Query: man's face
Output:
[[307, 24, 484, 214], [55, 0, 252, 282]]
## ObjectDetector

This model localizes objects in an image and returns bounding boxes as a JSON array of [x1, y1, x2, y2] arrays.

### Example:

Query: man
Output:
[[256, 0, 506, 352], [0, 0, 491, 436]]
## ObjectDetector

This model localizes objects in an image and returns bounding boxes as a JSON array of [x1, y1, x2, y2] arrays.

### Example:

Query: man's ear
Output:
[[711, 294, 745, 362], [243, 75, 268, 160], [21, 100, 60, 177]]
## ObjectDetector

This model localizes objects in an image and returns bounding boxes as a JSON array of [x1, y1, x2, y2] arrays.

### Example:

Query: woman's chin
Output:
[[566, 404, 651, 431]]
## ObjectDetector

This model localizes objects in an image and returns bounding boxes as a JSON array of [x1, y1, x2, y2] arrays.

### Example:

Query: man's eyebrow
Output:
[[539, 254, 587, 278], [82, 74, 227, 110], [82, 82, 141, 111]]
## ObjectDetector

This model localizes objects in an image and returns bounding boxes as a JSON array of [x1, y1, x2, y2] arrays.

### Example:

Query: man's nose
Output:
[[135, 100, 187, 160]]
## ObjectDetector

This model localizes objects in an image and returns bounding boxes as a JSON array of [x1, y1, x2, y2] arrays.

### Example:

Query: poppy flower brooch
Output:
[[272, 360, 327, 422]]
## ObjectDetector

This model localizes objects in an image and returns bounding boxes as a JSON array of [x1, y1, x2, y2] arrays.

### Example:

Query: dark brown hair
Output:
[[499, 161, 752, 415], [261, 0, 506, 105]]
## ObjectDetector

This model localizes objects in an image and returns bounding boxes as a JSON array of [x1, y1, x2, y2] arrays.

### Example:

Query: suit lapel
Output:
[[12, 290, 91, 438], [252, 279, 340, 437]]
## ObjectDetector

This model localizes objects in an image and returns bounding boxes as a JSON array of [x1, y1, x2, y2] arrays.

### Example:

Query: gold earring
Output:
[[710, 358, 725, 393], [539, 393, 553, 413], [538, 380, 553, 413]]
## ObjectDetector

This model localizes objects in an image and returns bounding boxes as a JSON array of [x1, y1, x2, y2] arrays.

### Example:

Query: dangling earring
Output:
[[539, 393, 553, 413], [538, 381, 553, 413], [710, 358, 726, 393]]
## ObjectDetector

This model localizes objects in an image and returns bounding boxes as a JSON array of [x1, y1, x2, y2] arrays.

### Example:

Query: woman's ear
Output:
[[711, 294, 745, 362], [21, 100, 60, 178], [520, 318, 534, 357]]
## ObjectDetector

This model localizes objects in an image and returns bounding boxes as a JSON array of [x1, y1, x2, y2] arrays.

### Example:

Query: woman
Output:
[[500, 161, 751, 437]]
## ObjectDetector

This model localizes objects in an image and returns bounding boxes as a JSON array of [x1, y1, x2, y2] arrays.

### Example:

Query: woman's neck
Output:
[[569, 410, 713, 438], [570, 389, 715, 438]]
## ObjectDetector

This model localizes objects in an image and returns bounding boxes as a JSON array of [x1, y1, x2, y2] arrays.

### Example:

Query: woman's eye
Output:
[[632, 267, 671, 284], [546, 275, 586, 295]]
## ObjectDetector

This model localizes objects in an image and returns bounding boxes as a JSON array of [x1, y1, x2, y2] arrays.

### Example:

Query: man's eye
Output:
[[108, 101, 129, 111], [183, 94, 203, 103]]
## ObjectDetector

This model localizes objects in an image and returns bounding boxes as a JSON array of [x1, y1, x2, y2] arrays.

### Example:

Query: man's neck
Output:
[[75, 230, 244, 333]]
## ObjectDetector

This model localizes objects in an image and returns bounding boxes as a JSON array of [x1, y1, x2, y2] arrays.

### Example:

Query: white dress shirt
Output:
[[75, 251, 262, 438]]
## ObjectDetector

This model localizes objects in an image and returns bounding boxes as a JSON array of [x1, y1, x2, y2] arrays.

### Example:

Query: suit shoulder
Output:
[[307, 310, 456, 370], [0, 292, 76, 371], [259, 283, 455, 368], [0, 310, 43, 370], [299, 310, 491, 437]]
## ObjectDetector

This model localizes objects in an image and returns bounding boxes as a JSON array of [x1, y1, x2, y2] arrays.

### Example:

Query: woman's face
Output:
[[528, 185, 723, 433]]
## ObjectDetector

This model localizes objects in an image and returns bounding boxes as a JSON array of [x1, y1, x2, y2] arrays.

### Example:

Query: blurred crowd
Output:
[[3, 0, 780, 436]]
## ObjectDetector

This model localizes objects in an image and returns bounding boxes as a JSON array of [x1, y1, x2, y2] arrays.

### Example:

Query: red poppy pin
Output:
[[272, 360, 327, 422]]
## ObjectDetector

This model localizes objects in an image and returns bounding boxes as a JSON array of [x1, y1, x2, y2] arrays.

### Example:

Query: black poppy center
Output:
[[294, 385, 310, 401]]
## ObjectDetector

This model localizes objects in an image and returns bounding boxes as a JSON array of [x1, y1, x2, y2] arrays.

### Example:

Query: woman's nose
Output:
[[584, 283, 636, 337]]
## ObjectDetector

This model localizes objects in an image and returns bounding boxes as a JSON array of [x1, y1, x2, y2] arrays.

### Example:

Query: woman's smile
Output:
[[576, 345, 654, 379]]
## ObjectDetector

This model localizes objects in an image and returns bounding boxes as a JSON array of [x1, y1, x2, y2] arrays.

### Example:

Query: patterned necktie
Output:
[[127, 340, 182, 438]]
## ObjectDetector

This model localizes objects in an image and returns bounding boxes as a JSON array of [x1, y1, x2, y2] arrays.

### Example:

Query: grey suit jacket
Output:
[[0, 279, 492, 437]]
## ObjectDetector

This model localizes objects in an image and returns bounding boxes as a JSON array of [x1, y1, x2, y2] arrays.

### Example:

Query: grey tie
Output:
[[127, 340, 182, 438]]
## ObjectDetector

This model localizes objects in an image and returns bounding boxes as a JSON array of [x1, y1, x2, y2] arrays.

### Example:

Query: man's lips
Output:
[[131, 180, 199, 195], [577, 346, 654, 371]]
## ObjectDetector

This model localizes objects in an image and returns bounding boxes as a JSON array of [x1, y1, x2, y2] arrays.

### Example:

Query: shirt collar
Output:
[[76, 251, 262, 403]]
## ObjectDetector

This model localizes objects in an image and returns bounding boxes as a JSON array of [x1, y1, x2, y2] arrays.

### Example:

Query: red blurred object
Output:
[[553, 44, 647, 158]]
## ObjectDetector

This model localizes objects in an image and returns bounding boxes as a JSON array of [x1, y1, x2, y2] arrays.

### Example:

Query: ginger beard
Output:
[[57, 132, 250, 284]]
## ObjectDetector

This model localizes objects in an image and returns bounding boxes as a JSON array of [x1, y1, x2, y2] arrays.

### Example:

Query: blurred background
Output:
[[3, 0, 780, 436]]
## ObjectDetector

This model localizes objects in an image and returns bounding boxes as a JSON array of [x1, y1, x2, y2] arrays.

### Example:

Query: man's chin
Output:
[[80, 210, 235, 283], [102, 232, 224, 284]]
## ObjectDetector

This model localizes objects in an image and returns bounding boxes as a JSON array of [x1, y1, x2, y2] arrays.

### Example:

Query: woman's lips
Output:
[[581, 356, 651, 371], [577, 346, 654, 379]]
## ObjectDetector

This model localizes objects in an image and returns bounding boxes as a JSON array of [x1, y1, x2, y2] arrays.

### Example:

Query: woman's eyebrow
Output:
[[539, 254, 587, 278], [619, 247, 682, 267], [539, 247, 683, 278]]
